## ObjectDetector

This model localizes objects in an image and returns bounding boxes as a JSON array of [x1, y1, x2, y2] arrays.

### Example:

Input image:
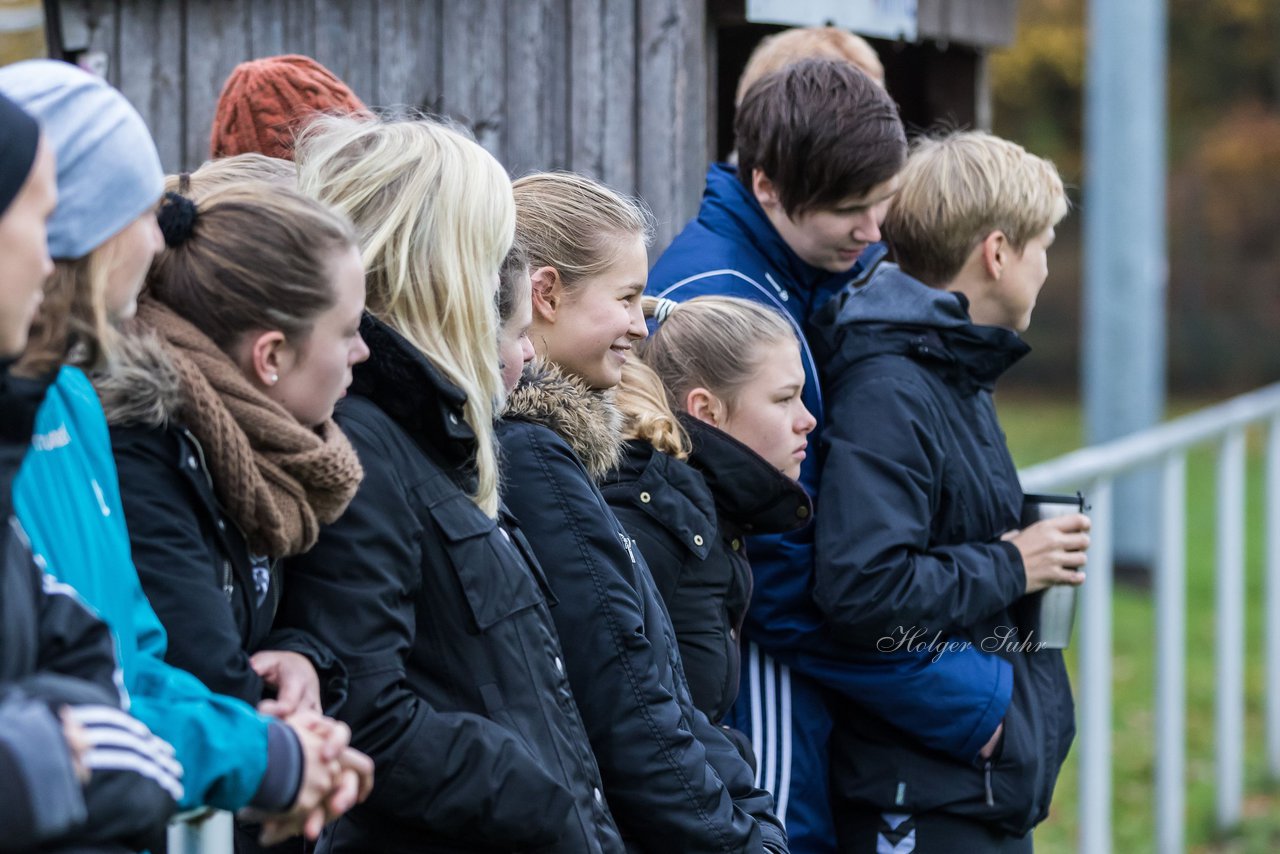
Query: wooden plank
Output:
[[570, 0, 637, 192], [637, 0, 708, 250], [504, 0, 567, 175], [184, 0, 251, 166], [373, 0, 442, 113], [313, 0, 375, 105], [246, 0, 313, 58], [116, 0, 182, 172], [917, 0, 1016, 48], [440, 0, 505, 159], [70, 0, 119, 84]]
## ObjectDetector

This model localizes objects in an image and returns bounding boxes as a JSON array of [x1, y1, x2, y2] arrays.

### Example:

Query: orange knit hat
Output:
[[209, 54, 367, 160]]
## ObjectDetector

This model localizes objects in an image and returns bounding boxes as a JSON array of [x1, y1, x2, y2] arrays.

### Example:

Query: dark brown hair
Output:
[[146, 183, 357, 352], [735, 57, 906, 216], [497, 243, 530, 325]]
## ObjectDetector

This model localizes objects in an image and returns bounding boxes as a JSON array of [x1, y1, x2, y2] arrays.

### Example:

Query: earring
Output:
[[269, 374, 279, 385]]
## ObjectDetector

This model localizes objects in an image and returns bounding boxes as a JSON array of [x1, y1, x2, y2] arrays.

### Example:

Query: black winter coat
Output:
[[278, 316, 621, 854], [98, 338, 345, 713], [810, 263, 1075, 838], [600, 416, 811, 724], [499, 363, 788, 854], [0, 366, 178, 851]]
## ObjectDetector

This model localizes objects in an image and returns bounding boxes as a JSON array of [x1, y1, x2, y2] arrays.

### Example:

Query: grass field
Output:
[[996, 393, 1280, 854]]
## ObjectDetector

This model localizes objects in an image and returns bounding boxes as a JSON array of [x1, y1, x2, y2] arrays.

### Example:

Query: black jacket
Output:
[[278, 316, 621, 853], [0, 366, 178, 851], [810, 263, 1075, 837], [600, 417, 811, 724], [98, 337, 345, 712], [499, 363, 788, 854]]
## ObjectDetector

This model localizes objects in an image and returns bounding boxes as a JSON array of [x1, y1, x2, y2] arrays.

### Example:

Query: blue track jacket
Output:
[[13, 367, 291, 811], [647, 164, 1013, 852]]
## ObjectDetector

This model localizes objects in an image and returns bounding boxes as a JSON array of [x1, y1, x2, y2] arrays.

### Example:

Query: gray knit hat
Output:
[[0, 60, 162, 259]]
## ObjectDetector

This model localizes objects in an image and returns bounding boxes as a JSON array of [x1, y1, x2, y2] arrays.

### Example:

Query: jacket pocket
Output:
[[427, 493, 544, 631]]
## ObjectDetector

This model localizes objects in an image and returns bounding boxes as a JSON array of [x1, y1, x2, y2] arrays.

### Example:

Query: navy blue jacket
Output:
[[279, 316, 621, 853], [811, 262, 1075, 836], [499, 363, 787, 854], [648, 164, 1012, 851]]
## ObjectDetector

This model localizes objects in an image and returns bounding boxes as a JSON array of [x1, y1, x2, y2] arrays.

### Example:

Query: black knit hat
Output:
[[0, 91, 39, 218]]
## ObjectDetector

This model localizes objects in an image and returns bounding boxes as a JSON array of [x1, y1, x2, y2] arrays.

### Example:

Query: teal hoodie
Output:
[[13, 367, 291, 811]]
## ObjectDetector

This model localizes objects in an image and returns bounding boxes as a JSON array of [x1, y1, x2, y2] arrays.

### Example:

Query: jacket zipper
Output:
[[182, 429, 243, 601]]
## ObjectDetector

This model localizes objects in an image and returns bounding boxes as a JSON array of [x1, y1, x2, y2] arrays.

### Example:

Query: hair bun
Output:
[[157, 191, 198, 247]]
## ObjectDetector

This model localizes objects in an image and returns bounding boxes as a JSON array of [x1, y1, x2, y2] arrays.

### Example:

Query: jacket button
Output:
[[216, 519, 226, 532], [796, 505, 810, 519], [731, 538, 741, 551], [500, 527, 511, 541], [639, 491, 651, 503], [693, 534, 704, 547], [186, 455, 198, 470], [593, 787, 603, 804], [730, 628, 738, 641], [554, 656, 564, 675], [448, 413, 459, 425]]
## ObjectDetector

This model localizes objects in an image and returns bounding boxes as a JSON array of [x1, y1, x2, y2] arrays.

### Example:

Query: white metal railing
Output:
[[1018, 381, 1280, 854]]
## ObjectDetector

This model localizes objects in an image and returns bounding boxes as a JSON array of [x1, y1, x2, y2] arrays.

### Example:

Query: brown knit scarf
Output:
[[135, 299, 363, 557]]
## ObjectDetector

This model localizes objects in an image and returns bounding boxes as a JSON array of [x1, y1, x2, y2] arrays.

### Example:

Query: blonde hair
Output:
[[511, 171, 653, 290], [169, 154, 297, 200], [640, 296, 796, 416], [296, 114, 512, 517], [735, 26, 884, 106], [18, 248, 117, 377], [885, 130, 1068, 288], [616, 358, 690, 459]]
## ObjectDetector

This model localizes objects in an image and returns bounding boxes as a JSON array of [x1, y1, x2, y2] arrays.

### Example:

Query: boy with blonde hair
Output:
[[812, 130, 1085, 852]]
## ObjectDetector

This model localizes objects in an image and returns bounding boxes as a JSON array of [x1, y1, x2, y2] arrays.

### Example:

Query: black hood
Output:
[[679, 414, 812, 537], [814, 261, 1030, 393], [349, 313, 476, 465], [0, 360, 54, 519]]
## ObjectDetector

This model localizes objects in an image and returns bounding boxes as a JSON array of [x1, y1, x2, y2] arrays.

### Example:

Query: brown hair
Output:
[[735, 27, 884, 106], [512, 171, 654, 290], [170, 153, 297, 201], [639, 296, 796, 417], [498, 243, 530, 325], [146, 183, 358, 353], [884, 131, 1068, 287], [17, 250, 115, 377], [616, 358, 690, 459], [735, 57, 906, 217]]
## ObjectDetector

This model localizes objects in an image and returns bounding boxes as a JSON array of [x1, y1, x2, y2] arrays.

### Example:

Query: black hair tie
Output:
[[157, 191, 198, 247]]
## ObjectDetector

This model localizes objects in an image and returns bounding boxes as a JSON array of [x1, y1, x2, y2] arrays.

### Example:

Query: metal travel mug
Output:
[[1020, 492, 1088, 650]]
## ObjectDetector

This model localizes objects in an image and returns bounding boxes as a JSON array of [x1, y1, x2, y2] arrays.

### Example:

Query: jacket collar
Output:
[[95, 332, 184, 428], [679, 414, 813, 536], [606, 441, 717, 560], [350, 313, 476, 462], [815, 261, 1030, 392], [502, 360, 623, 481], [0, 361, 52, 518], [698, 163, 888, 316]]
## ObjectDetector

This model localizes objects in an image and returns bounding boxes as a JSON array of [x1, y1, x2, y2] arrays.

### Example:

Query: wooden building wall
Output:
[[51, 0, 1016, 249], [54, 0, 711, 248]]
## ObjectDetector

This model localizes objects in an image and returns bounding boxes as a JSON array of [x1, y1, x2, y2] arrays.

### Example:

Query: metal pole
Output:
[[1079, 478, 1114, 854], [1155, 453, 1186, 853], [1268, 417, 1280, 778], [1082, 0, 1168, 569], [1216, 429, 1247, 830]]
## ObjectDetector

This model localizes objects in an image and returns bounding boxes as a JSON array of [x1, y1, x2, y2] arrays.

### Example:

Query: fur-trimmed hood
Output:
[[502, 360, 623, 481], [94, 332, 184, 428]]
